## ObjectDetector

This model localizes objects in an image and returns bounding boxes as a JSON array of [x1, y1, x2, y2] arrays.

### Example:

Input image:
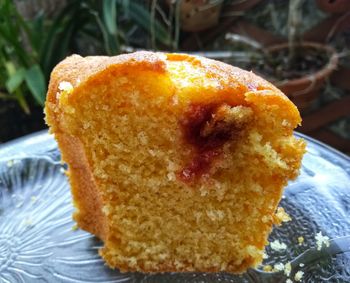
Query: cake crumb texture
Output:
[[45, 51, 306, 273]]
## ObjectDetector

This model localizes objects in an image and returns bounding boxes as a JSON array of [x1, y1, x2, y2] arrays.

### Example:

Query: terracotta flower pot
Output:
[[267, 42, 338, 112], [331, 64, 350, 90], [229, 19, 284, 47], [225, 0, 262, 12], [172, 0, 224, 32], [316, 0, 350, 14], [303, 14, 350, 43]]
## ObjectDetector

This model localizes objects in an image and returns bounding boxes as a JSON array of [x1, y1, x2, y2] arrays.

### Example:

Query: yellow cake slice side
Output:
[[45, 52, 306, 273]]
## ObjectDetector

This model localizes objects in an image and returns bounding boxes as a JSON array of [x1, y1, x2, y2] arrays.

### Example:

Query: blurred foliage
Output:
[[1, 0, 348, 115], [0, 0, 46, 113], [0, 0, 179, 113], [244, 0, 327, 38]]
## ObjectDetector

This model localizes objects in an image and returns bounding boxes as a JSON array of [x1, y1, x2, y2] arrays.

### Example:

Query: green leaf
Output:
[[15, 89, 30, 114], [4, 61, 30, 113], [126, 1, 171, 46], [86, 7, 117, 55], [103, 0, 117, 35], [5, 67, 25, 93], [39, 0, 82, 75], [4, 61, 16, 76], [24, 65, 46, 106], [122, 0, 130, 18], [102, 0, 120, 54], [29, 12, 45, 52], [0, 0, 32, 67]]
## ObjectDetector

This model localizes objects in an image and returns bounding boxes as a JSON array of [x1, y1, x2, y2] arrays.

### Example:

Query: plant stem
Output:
[[288, 0, 303, 64], [174, 0, 181, 51], [150, 0, 157, 50]]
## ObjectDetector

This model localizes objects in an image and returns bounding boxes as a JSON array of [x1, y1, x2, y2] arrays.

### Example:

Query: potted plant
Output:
[[252, 0, 338, 112], [316, 0, 350, 14], [166, 0, 224, 32], [173, 0, 263, 33], [211, 0, 338, 112]]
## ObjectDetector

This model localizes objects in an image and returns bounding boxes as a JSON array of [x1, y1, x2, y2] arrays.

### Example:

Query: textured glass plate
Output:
[[0, 131, 349, 283]]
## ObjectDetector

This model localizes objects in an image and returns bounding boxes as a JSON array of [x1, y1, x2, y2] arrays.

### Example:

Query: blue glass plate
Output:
[[0, 131, 349, 282]]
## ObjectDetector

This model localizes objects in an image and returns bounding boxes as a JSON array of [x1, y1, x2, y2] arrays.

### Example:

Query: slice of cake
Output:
[[45, 52, 306, 273]]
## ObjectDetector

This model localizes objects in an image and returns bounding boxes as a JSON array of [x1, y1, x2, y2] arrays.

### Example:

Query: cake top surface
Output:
[[47, 51, 301, 127]]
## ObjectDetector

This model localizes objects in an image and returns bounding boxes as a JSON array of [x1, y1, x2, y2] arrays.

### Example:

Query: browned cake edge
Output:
[[45, 52, 168, 241]]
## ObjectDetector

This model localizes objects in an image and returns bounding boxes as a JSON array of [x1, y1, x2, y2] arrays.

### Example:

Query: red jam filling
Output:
[[178, 103, 238, 183]]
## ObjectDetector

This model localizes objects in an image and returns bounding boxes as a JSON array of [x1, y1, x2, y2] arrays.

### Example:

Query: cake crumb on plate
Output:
[[284, 262, 291, 276], [273, 262, 285, 272], [315, 232, 330, 250], [294, 271, 304, 281], [298, 236, 304, 245], [276, 207, 292, 223], [270, 240, 287, 251]]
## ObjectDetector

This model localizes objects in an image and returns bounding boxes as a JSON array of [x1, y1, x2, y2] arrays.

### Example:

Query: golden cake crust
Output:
[[46, 52, 166, 106], [47, 52, 300, 127]]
